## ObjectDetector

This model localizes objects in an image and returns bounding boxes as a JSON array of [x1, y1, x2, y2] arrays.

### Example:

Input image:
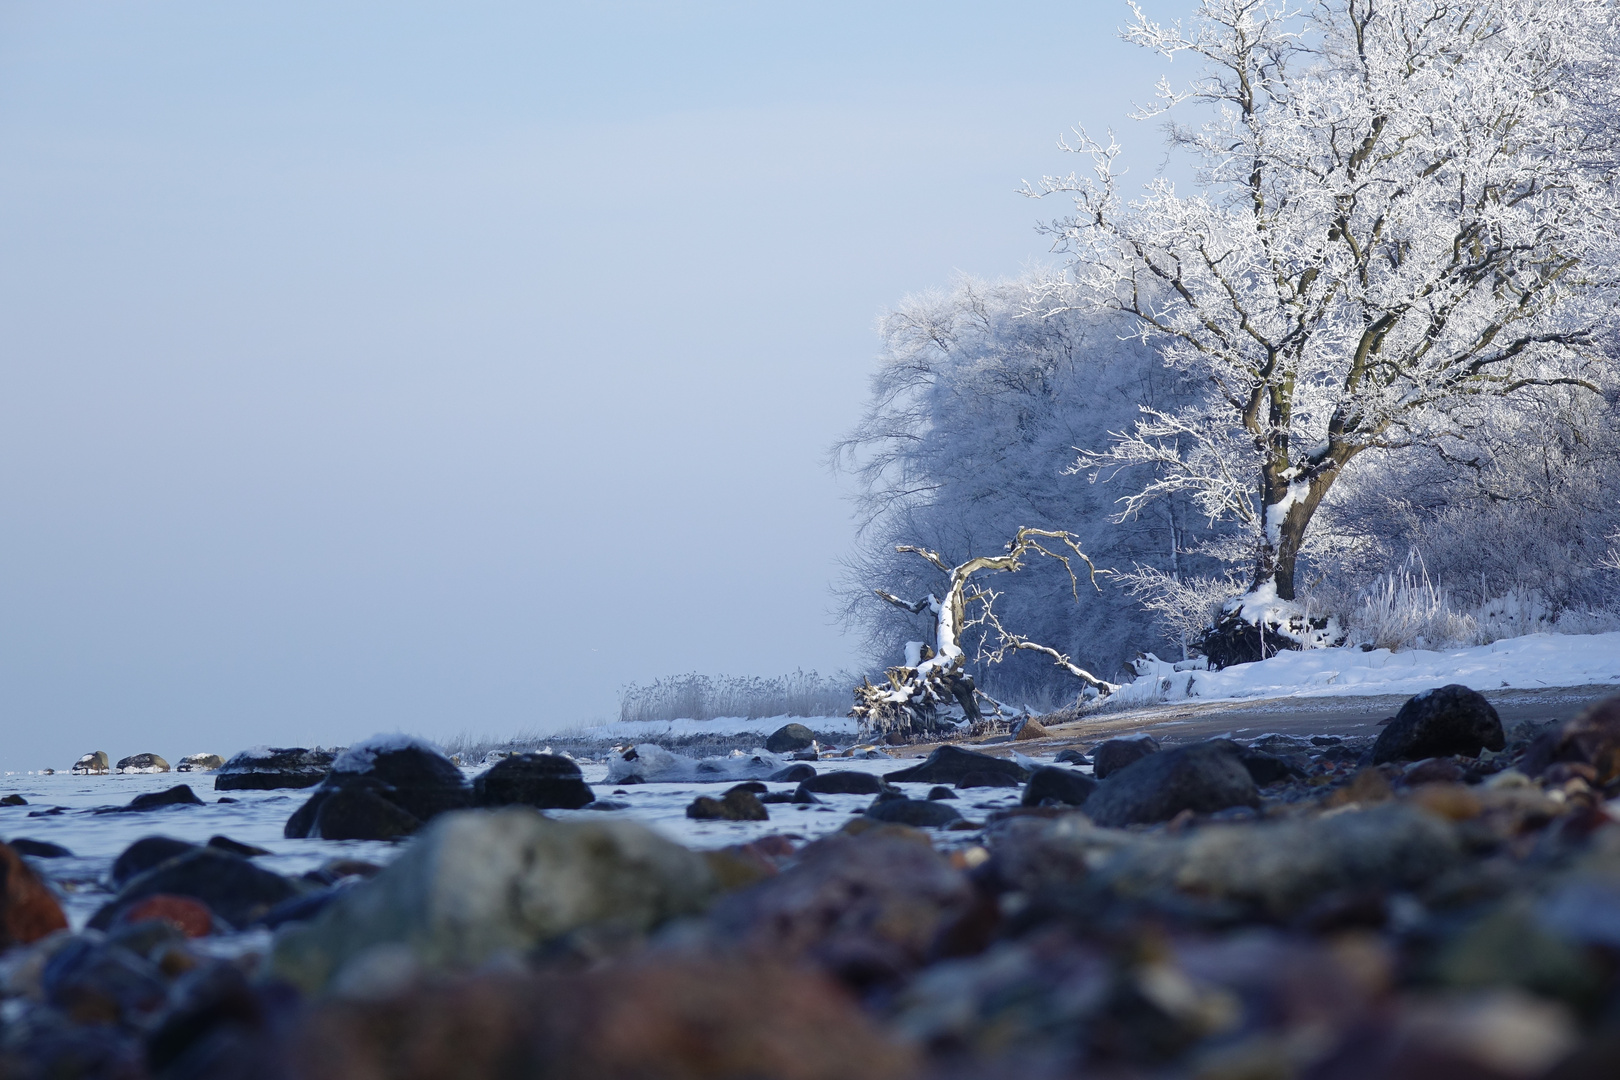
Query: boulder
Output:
[[472, 753, 594, 810], [1021, 765, 1098, 807], [111, 836, 198, 889], [91, 847, 302, 931], [214, 746, 339, 791], [1013, 718, 1051, 741], [767, 763, 817, 783], [115, 753, 170, 774], [765, 723, 816, 754], [70, 751, 110, 776], [1082, 739, 1260, 827], [115, 784, 205, 812], [885, 745, 1030, 785], [796, 771, 889, 795], [1, 842, 69, 949], [1090, 736, 1161, 779], [40, 935, 169, 1025], [1239, 747, 1308, 786], [270, 809, 716, 992], [1520, 693, 1620, 783], [956, 770, 1019, 789], [115, 894, 214, 938], [285, 737, 471, 840], [864, 798, 962, 828], [1370, 684, 1505, 764], [686, 787, 770, 822], [8, 839, 71, 859], [1, 795, 26, 807], [176, 753, 225, 772], [927, 786, 958, 800]]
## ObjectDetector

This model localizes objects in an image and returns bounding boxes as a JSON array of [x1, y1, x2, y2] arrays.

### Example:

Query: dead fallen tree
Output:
[[852, 528, 1118, 743]]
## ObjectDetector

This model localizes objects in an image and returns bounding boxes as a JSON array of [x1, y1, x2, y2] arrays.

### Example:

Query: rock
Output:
[[214, 746, 339, 791], [70, 750, 110, 775], [1, 842, 69, 949], [288, 956, 916, 1080], [797, 771, 890, 795], [176, 753, 225, 772], [1521, 693, 1620, 783], [886, 745, 1030, 785], [927, 786, 958, 800], [956, 770, 1020, 789], [472, 753, 594, 810], [112, 836, 198, 888], [8, 839, 71, 858], [286, 737, 471, 840], [40, 935, 169, 1025], [1091, 735, 1161, 779], [707, 830, 976, 988], [116, 894, 215, 937], [1239, 747, 1308, 786], [768, 763, 817, 783], [270, 808, 716, 992], [91, 847, 302, 930], [1082, 740, 1260, 827], [1013, 718, 1051, 741], [1021, 765, 1098, 807], [864, 798, 962, 828], [115, 752, 171, 774], [115, 784, 205, 812], [207, 835, 271, 857], [1055, 748, 1089, 765], [765, 723, 816, 754], [1, 794, 27, 806], [686, 787, 770, 821], [1370, 684, 1505, 764]]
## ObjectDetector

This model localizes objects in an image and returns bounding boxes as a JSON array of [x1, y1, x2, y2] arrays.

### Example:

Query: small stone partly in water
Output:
[[886, 746, 1030, 786], [767, 763, 817, 783], [8, 838, 71, 858], [687, 787, 770, 822], [113, 837, 198, 888], [1020, 766, 1097, 807], [113, 785, 205, 813], [0, 794, 27, 806], [927, 786, 958, 800], [864, 798, 962, 828], [473, 753, 594, 810], [956, 771, 1020, 790], [797, 771, 889, 796]]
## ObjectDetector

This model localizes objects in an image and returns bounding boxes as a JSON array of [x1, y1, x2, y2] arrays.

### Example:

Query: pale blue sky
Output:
[[0, 1, 1198, 769]]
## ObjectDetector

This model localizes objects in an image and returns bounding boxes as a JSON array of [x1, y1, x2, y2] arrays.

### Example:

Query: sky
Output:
[[0, 0, 1200, 770]]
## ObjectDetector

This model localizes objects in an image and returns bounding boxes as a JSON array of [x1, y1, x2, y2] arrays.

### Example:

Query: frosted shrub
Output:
[[618, 671, 853, 724]]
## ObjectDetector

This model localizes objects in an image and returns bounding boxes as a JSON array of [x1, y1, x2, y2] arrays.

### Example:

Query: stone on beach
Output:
[[70, 751, 110, 776], [472, 752, 594, 810], [285, 738, 471, 841], [214, 746, 339, 791], [115, 753, 170, 774], [796, 770, 890, 795], [687, 786, 771, 821], [118, 784, 206, 813], [112, 836, 198, 888], [1370, 683, 1506, 764], [6, 839, 71, 859], [1081, 739, 1260, 827], [765, 722, 817, 753], [1021, 765, 1097, 807], [1, 841, 69, 950], [1089, 735, 1160, 779], [863, 798, 962, 828], [92, 847, 303, 931], [177, 753, 226, 772], [886, 745, 1030, 785], [270, 808, 716, 992]]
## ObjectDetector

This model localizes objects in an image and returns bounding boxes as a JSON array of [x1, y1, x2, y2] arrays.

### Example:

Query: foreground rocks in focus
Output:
[[271, 808, 716, 992], [215, 746, 339, 790]]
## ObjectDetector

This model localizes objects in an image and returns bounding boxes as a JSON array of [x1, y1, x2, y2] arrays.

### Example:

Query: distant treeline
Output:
[[618, 671, 853, 724]]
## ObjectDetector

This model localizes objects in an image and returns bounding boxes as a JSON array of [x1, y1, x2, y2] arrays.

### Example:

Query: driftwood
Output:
[[852, 528, 1118, 743]]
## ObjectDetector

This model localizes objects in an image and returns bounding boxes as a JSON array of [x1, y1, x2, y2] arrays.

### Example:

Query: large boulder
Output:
[[89, 848, 303, 931], [270, 809, 717, 992], [1090, 735, 1161, 779], [70, 751, 110, 776], [1082, 739, 1260, 827], [1021, 765, 1098, 807], [1370, 684, 1505, 764], [215, 746, 338, 790], [1520, 693, 1620, 783], [885, 745, 1030, 785], [176, 753, 225, 772], [285, 737, 471, 841], [115, 753, 170, 774], [764, 723, 816, 754], [472, 753, 593, 810], [1, 842, 69, 949]]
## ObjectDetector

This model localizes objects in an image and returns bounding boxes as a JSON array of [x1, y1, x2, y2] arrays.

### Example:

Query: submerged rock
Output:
[[1082, 740, 1259, 827], [797, 771, 890, 795], [1370, 684, 1505, 764], [117, 785, 205, 812], [1021, 766, 1097, 807], [111, 836, 198, 889], [473, 753, 594, 810], [215, 746, 338, 790], [956, 771, 1020, 790], [285, 737, 471, 841], [176, 753, 225, 772], [768, 763, 817, 783], [765, 723, 816, 754], [864, 798, 962, 828], [7, 839, 71, 859], [270, 809, 716, 992], [687, 786, 770, 821], [115, 753, 170, 774], [886, 745, 1030, 786], [1, 842, 69, 949], [1090, 735, 1161, 779], [70, 751, 110, 776]]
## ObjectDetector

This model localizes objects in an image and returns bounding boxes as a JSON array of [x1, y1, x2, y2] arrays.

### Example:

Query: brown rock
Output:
[[1014, 719, 1050, 741], [291, 956, 917, 1080], [0, 842, 68, 950], [118, 894, 214, 938], [1521, 694, 1620, 783]]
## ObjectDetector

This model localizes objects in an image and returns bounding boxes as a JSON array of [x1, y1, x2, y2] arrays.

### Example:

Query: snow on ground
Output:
[[1112, 630, 1620, 708], [555, 714, 858, 745]]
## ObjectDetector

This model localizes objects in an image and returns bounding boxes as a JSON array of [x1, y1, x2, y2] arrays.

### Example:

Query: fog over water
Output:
[[0, 1, 1198, 770]]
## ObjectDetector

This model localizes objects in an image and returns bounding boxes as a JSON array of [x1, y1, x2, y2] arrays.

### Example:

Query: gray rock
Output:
[[91, 848, 303, 930], [1054, 748, 1089, 766], [1370, 684, 1505, 764], [886, 745, 1030, 785], [686, 787, 770, 821], [1082, 740, 1259, 827], [270, 809, 716, 992], [1021, 766, 1097, 807], [764, 723, 816, 754], [956, 771, 1020, 790], [1090, 736, 1160, 779], [111, 836, 197, 888], [766, 763, 817, 783], [796, 771, 889, 796], [864, 798, 962, 828], [119, 785, 204, 812], [215, 747, 338, 791], [1238, 748, 1307, 786], [927, 786, 957, 800], [473, 753, 594, 810], [306, 785, 423, 841], [286, 742, 471, 840], [115, 753, 170, 774], [176, 753, 225, 772], [8, 838, 72, 858], [70, 751, 110, 775]]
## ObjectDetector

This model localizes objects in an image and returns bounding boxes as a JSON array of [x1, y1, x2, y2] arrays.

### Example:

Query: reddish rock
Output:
[[118, 894, 214, 938], [0, 841, 68, 950]]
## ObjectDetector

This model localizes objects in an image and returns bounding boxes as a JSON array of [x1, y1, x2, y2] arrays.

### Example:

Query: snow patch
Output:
[[604, 744, 793, 784]]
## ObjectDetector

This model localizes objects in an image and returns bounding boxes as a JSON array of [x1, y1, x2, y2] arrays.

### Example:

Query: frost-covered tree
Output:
[[1031, 0, 1620, 658]]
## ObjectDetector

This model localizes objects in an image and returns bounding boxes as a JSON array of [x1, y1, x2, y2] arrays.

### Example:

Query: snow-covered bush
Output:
[[617, 671, 853, 724]]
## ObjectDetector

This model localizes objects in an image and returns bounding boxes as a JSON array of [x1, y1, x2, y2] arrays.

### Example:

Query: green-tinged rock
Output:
[[269, 808, 716, 993]]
